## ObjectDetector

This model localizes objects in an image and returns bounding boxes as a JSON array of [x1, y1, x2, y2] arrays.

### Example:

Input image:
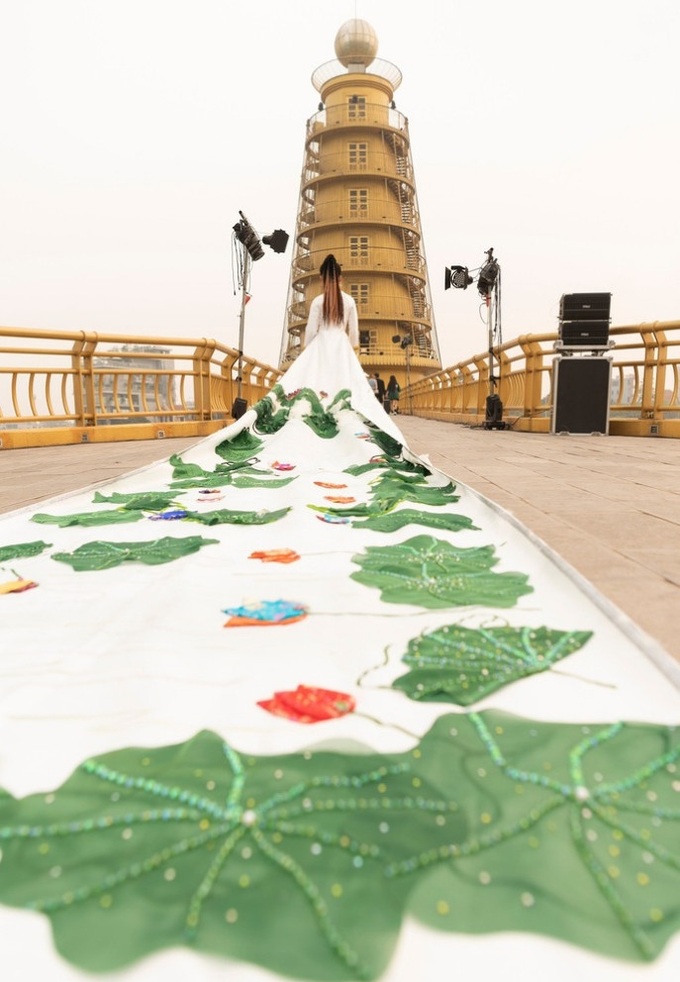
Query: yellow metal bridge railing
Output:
[[403, 321, 680, 439], [0, 327, 283, 450], [1, 321, 678, 448]]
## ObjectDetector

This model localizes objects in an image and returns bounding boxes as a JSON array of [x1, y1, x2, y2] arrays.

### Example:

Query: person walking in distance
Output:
[[386, 374, 401, 414]]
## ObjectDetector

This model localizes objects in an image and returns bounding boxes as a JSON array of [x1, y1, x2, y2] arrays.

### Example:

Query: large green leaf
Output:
[[392, 711, 680, 963], [51, 536, 219, 571], [364, 426, 402, 458], [168, 455, 265, 487], [392, 624, 593, 704], [344, 460, 430, 478], [168, 454, 213, 479], [252, 393, 289, 434], [370, 474, 460, 506], [32, 510, 142, 528], [232, 476, 296, 489], [169, 466, 267, 490], [0, 540, 52, 561], [92, 491, 183, 512], [351, 534, 532, 608], [0, 714, 678, 973], [352, 508, 478, 534], [184, 507, 291, 526], [214, 429, 263, 462], [0, 729, 465, 978]]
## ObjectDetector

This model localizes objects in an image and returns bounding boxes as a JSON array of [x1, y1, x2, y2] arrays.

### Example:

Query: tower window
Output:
[[348, 95, 366, 119], [349, 189, 368, 215], [349, 283, 369, 306], [349, 236, 369, 265], [359, 329, 377, 354], [348, 142, 368, 170]]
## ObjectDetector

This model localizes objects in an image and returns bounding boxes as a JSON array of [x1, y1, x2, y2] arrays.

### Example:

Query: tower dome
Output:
[[334, 18, 378, 68]]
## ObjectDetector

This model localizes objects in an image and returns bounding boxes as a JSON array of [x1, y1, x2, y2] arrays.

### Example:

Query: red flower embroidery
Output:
[[257, 685, 356, 723]]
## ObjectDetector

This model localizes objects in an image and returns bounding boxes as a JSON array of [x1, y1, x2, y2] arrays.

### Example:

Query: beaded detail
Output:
[[0, 729, 464, 979], [392, 624, 593, 705]]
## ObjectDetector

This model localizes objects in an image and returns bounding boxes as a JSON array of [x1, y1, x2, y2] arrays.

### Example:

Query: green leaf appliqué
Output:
[[351, 535, 533, 609]]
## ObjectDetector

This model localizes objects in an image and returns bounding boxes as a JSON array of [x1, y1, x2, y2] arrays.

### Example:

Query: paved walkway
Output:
[[2, 420, 679, 662]]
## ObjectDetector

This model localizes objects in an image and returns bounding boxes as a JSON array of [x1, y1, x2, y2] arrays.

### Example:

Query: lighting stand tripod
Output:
[[479, 248, 506, 430], [233, 247, 251, 419]]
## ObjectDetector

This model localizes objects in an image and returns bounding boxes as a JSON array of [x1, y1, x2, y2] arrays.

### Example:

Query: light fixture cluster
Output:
[[233, 211, 289, 261]]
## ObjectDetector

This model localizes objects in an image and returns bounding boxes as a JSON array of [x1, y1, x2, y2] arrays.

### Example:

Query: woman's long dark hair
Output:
[[319, 254, 344, 325]]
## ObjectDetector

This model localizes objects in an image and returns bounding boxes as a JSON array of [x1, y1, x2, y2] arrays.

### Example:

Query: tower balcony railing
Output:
[[300, 150, 414, 185], [402, 321, 680, 438], [306, 103, 409, 140], [290, 245, 426, 279], [297, 200, 419, 231], [285, 294, 432, 329]]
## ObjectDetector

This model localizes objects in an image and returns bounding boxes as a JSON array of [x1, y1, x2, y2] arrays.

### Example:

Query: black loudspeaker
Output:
[[231, 398, 248, 419], [559, 292, 611, 321], [559, 292, 611, 348], [559, 320, 610, 346], [552, 357, 611, 434]]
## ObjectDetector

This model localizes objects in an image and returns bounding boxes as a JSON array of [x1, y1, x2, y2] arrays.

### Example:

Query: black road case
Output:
[[551, 356, 612, 434]]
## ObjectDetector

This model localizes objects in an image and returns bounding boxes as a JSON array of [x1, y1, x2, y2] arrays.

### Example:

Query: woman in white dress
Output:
[[279, 254, 401, 435]]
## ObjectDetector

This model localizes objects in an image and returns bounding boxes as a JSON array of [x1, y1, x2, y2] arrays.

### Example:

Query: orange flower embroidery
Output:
[[0, 577, 37, 595], [323, 496, 356, 504], [249, 549, 301, 564]]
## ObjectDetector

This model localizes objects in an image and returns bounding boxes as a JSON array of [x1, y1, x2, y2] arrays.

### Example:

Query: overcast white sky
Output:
[[1, 0, 678, 369]]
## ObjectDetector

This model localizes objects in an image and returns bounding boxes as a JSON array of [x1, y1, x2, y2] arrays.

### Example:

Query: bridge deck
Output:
[[1, 418, 678, 662]]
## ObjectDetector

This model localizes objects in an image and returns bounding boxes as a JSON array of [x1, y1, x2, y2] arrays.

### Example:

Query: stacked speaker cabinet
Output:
[[551, 355, 612, 434], [558, 292, 611, 349]]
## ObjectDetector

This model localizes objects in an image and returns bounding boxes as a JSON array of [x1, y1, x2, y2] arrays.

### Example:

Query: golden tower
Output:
[[279, 19, 442, 388]]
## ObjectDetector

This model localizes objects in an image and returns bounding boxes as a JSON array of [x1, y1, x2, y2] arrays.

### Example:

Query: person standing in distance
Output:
[[386, 374, 401, 414], [374, 372, 386, 405]]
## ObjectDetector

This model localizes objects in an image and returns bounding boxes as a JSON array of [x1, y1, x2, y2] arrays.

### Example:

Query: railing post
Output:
[[652, 325, 668, 421], [71, 334, 98, 427], [519, 336, 545, 420], [472, 355, 488, 419], [192, 340, 217, 420]]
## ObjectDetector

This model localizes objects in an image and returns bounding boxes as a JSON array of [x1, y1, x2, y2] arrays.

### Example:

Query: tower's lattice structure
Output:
[[279, 20, 441, 385]]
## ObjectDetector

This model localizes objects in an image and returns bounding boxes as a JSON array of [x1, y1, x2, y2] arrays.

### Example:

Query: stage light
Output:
[[444, 265, 473, 290], [231, 211, 289, 419], [233, 216, 264, 261], [233, 213, 290, 262], [262, 229, 289, 254], [477, 254, 499, 298]]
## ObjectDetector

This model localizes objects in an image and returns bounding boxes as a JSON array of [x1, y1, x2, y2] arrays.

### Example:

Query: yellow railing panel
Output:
[[0, 327, 283, 449], [403, 322, 680, 438]]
